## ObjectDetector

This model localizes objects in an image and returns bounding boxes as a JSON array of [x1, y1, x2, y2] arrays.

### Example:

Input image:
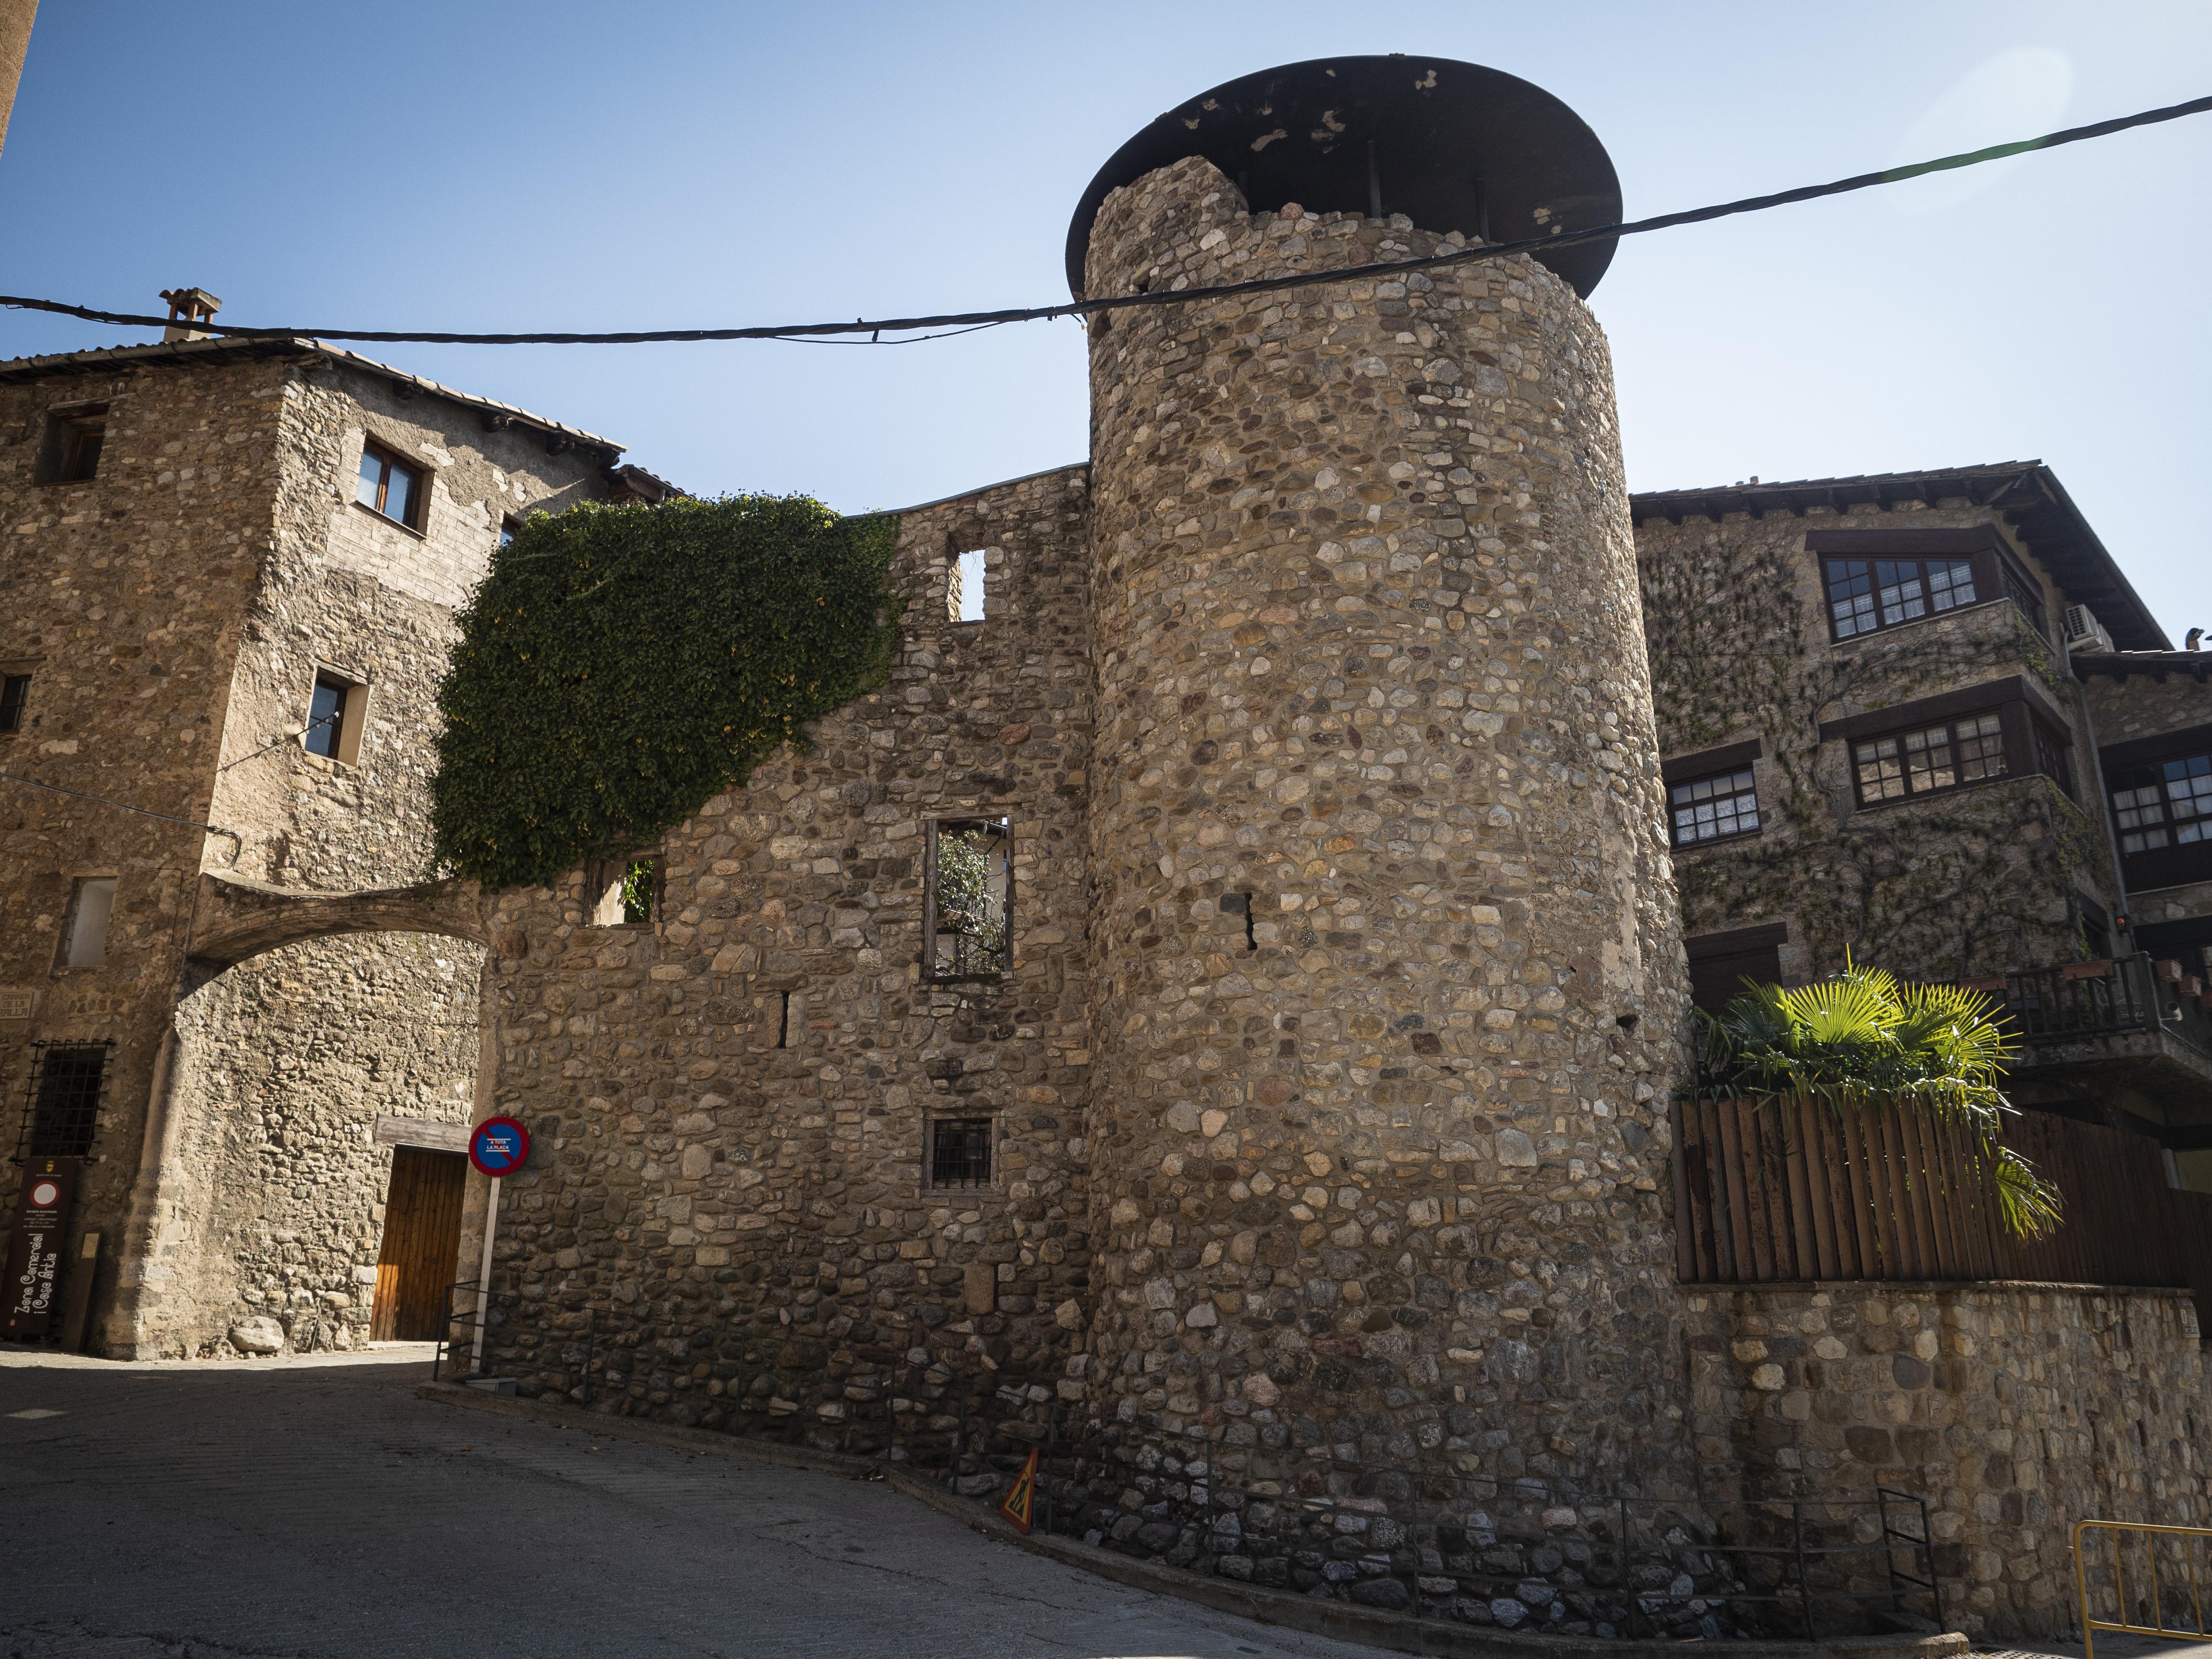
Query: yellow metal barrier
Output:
[[2075, 1519, 2212, 1659]]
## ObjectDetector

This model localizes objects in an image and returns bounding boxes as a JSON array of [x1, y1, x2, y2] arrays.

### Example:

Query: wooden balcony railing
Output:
[[1671, 1095, 2212, 1323]]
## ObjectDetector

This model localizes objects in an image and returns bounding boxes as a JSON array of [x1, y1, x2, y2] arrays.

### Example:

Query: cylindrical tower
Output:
[[1076, 58, 1692, 1600]]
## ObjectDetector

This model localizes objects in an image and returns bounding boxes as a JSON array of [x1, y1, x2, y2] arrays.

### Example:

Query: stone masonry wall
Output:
[[1686, 1281, 2212, 1640], [1072, 156, 1691, 1621], [468, 464, 1098, 1441], [0, 356, 280, 1342], [1635, 508, 2117, 982]]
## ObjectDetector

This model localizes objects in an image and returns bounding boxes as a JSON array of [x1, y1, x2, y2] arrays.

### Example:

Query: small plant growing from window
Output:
[[618, 858, 657, 925], [927, 818, 1010, 977]]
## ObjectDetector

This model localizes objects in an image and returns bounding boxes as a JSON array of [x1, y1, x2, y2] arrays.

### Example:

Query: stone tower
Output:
[[1074, 58, 1693, 1566]]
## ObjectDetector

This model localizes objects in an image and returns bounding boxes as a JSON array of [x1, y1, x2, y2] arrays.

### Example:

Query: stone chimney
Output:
[[158, 287, 222, 342]]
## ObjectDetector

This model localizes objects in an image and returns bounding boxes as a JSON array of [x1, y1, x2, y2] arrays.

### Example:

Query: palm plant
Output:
[[1699, 960, 2064, 1240]]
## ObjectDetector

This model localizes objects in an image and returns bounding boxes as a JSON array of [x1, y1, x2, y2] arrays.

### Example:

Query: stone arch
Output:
[[187, 871, 493, 969]]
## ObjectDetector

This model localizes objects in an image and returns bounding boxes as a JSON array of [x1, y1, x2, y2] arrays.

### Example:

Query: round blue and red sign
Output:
[[468, 1116, 532, 1178]]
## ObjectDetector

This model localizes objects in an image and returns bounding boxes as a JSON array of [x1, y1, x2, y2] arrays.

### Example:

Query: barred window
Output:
[[17, 1044, 108, 1159], [1854, 713, 2007, 806], [1826, 557, 1977, 640], [1669, 767, 1760, 847], [2112, 752, 2212, 855], [927, 1118, 994, 1189]]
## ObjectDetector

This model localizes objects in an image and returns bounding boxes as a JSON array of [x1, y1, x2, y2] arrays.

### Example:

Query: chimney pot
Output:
[[158, 287, 223, 343]]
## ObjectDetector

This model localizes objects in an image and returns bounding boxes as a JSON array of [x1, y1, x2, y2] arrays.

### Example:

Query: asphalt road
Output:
[[0, 1346, 1401, 1659]]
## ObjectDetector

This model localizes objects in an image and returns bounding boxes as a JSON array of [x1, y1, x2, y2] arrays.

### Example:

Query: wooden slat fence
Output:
[[1671, 1098, 2212, 1325]]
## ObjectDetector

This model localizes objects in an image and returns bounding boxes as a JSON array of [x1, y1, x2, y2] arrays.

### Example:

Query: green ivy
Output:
[[429, 495, 902, 890]]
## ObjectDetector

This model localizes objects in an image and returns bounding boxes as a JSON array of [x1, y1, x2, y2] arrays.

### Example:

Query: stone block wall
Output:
[[1635, 507, 2117, 981], [1072, 154, 1691, 1604], [466, 464, 1099, 1437], [1685, 1281, 2212, 1639]]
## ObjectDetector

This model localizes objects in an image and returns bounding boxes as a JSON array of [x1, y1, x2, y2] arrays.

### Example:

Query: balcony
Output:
[[1967, 952, 2212, 1109]]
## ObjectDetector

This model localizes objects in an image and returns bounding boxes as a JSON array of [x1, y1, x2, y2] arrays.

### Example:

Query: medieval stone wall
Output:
[[466, 464, 1099, 1437], [1070, 156, 1689, 1614], [1635, 507, 2117, 981], [1686, 1281, 2211, 1639], [0, 356, 280, 1341]]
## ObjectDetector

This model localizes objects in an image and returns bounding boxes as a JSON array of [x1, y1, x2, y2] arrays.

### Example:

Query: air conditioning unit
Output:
[[2064, 603, 2114, 654]]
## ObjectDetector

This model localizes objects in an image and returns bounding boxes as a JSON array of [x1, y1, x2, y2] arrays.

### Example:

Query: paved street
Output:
[[0, 1347, 1396, 1659]]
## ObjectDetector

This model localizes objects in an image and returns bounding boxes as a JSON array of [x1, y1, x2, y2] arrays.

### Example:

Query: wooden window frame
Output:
[[2104, 725, 2212, 893], [1821, 678, 2074, 814], [303, 668, 369, 767], [925, 1115, 997, 1191], [1808, 528, 2048, 645], [35, 403, 109, 486], [923, 817, 1012, 981], [354, 439, 426, 533]]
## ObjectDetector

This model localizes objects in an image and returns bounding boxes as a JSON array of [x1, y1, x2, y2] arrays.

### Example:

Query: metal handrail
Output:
[[433, 1278, 595, 1404], [2075, 1519, 2212, 1658], [2002, 952, 2212, 1059]]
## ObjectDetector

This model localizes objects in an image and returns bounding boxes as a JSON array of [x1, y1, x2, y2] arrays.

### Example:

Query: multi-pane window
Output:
[[927, 1118, 994, 1189], [2112, 753, 2212, 855], [926, 817, 1011, 977], [18, 1045, 109, 1159], [355, 443, 423, 529], [1854, 714, 2007, 805], [0, 673, 29, 733], [1825, 557, 1977, 640], [1669, 767, 1761, 847]]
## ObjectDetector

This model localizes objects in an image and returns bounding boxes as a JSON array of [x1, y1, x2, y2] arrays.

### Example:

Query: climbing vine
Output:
[[430, 495, 902, 890]]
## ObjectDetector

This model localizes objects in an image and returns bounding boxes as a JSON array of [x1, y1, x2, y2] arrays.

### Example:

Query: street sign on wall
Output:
[[4, 1157, 80, 1336], [467, 1117, 530, 1178]]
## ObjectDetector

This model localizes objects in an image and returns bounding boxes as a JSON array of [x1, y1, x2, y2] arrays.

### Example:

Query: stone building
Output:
[[0, 318, 667, 1357], [4, 54, 2209, 1644]]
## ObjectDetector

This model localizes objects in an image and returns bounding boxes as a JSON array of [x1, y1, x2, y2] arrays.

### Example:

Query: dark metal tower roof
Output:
[[1066, 55, 1622, 300]]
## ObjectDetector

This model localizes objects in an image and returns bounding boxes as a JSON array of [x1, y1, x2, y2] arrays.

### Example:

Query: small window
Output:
[[36, 405, 108, 485], [927, 1117, 994, 1189], [0, 673, 29, 733], [1997, 558, 2048, 637], [2112, 752, 2212, 856], [56, 878, 117, 970], [1669, 766, 1761, 847], [1824, 556, 1978, 642], [925, 817, 1011, 978], [2032, 720, 2074, 800], [949, 549, 987, 623], [1853, 713, 2006, 806], [499, 517, 521, 549], [589, 855, 662, 926], [303, 671, 368, 765], [355, 442, 423, 529], [18, 1044, 109, 1158]]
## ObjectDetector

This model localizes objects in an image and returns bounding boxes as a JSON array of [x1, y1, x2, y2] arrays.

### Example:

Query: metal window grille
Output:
[[16, 1043, 110, 1160], [928, 1118, 993, 1189]]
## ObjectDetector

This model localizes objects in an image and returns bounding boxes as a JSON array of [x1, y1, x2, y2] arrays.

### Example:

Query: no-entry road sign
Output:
[[468, 1117, 531, 1178]]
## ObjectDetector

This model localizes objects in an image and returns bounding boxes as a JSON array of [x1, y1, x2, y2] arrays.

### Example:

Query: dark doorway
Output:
[[1685, 923, 1790, 1013], [370, 1146, 467, 1341]]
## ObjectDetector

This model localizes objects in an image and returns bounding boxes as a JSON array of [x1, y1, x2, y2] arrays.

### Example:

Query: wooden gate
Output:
[[370, 1146, 467, 1341]]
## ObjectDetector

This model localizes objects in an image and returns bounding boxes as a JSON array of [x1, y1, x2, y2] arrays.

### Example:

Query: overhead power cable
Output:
[[0, 769, 240, 842], [3, 90, 2209, 348]]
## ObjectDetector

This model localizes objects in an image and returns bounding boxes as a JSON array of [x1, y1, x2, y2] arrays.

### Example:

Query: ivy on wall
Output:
[[430, 495, 902, 890], [1641, 524, 2096, 978]]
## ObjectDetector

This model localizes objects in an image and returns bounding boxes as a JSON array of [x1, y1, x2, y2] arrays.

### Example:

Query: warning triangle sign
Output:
[[999, 1447, 1039, 1535]]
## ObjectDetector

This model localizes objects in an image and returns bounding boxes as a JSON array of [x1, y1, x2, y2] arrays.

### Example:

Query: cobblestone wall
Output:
[[1070, 156, 1690, 1612], [1686, 1282, 2212, 1640], [467, 465, 1099, 1435], [1635, 508, 2116, 980]]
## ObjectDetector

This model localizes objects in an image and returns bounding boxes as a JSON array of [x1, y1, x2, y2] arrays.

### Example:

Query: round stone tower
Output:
[[1074, 58, 1693, 1585]]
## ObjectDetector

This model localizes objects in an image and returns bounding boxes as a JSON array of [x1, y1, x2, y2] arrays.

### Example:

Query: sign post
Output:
[[465, 1117, 530, 1374], [3, 1157, 80, 1337]]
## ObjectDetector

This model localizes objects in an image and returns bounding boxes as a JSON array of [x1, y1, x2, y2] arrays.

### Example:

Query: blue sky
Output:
[[3, 1, 2206, 638]]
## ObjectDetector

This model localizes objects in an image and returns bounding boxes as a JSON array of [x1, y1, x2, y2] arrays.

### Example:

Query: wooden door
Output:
[[370, 1146, 468, 1342]]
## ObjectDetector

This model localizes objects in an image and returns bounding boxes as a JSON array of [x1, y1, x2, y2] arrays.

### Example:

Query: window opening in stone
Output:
[[589, 855, 662, 926], [303, 671, 368, 765], [926, 817, 1011, 978], [37, 405, 107, 484], [56, 877, 116, 971], [16, 1042, 111, 1159], [1222, 891, 1257, 950], [1669, 767, 1760, 847], [0, 673, 29, 733], [949, 549, 987, 624], [776, 990, 791, 1049], [356, 441, 424, 530], [499, 517, 521, 549], [927, 1117, 994, 1190]]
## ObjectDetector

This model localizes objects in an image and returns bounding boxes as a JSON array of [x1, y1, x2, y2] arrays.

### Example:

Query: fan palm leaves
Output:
[[1699, 960, 2064, 1240]]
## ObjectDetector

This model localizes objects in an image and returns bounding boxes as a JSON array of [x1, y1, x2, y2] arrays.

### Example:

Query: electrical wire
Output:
[[2, 89, 2208, 349], [0, 768, 240, 842]]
